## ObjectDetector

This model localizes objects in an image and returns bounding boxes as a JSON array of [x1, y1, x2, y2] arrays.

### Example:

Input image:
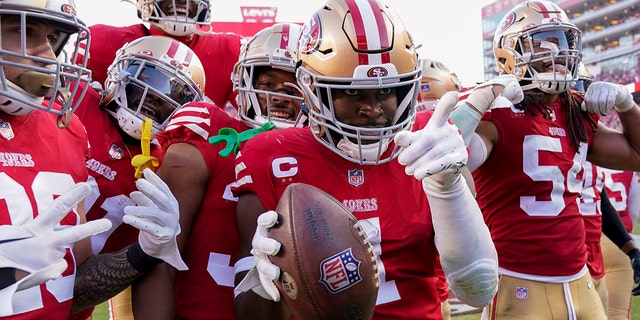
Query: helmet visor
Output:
[[122, 62, 199, 124]]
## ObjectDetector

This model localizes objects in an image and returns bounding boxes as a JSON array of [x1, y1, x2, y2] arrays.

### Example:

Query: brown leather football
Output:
[[269, 182, 379, 320]]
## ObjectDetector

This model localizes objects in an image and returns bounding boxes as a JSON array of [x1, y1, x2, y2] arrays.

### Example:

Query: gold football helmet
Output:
[[296, 0, 420, 165], [232, 23, 305, 129], [417, 58, 462, 111], [573, 62, 593, 92], [493, 0, 582, 94], [0, 0, 91, 124], [103, 35, 205, 140], [137, 0, 212, 36]]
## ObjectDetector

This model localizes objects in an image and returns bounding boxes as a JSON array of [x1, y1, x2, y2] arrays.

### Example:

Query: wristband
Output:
[[450, 103, 482, 146], [627, 248, 640, 260], [126, 242, 162, 273]]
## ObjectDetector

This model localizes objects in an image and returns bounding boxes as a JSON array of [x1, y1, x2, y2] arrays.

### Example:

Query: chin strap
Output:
[[131, 118, 159, 178], [209, 121, 275, 157]]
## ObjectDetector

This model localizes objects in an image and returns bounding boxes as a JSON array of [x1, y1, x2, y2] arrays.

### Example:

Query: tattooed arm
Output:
[[71, 243, 161, 313]]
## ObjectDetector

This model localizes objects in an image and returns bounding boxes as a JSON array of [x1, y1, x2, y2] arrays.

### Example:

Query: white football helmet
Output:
[[417, 58, 462, 111], [102, 35, 205, 140], [0, 0, 91, 124], [137, 0, 212, 37], [296, 0, 420, 165], [233, 23, 305, 129], [493, 0, 582, 94]]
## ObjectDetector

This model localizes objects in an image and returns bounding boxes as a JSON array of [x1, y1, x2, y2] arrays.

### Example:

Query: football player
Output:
[[75, 0, 242, 111], [601, 167, 640, 319], [232, 0, 498, 319], [449, 1, 640, 318], [131, 23, 305, 319], [72, 35, 205, 320], [0, 1, 185, 318]]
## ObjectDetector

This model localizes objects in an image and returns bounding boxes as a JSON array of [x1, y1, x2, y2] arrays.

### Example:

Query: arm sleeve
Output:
[[601, 188, 633, 248], [426, 180, 498, 307]]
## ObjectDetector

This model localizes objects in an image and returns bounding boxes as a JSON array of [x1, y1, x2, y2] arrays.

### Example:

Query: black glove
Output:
[[627, 248, 640, 295]]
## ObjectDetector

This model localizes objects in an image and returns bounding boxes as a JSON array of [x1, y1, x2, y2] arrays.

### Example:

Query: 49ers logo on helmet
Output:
[[499, 12, 515, 32], [61, 4, 77, 16], [367, 67, 388, 78], [299, 14, 320, 54]]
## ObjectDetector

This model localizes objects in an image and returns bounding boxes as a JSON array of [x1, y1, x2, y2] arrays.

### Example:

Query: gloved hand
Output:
[[628, 248, 640, 295], [235, 210, 282, 301], [450, 74, 522, 145], [463, 74, 523, 116], [0, 183, 111, 291], [123, 168, 187, 271], [395, 91, 467, 192], [581, 81, 635, 115]]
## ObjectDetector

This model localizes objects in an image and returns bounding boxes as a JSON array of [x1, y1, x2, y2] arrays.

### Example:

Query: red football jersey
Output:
[[232, 112, 443, 319], [73, 85, 164, 255], [77, 24, 242, 110], [579, 161, 605, 279], [157, 101, 248, 319], [473, 97, 597, 278], [0, 110, 89, 318], [601, 168, 636, 232]]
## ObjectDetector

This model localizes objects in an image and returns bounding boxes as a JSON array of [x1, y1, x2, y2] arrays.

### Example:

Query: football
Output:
[[269, 183, 379, 320]]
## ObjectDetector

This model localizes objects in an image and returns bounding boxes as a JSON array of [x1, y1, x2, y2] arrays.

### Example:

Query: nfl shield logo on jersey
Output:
[[348, 168, 364, 187], [108, 144, 124, 160], [0, 120, 14, 140], [319, 248, 362, 293], [515, 286, 528, 300]]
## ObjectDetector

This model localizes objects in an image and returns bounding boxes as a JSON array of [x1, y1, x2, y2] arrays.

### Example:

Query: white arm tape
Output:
[[425, 180, 498, 306], [234, 256, 255, 276], [467, 132, 488, 172], [450, 102, 482, 146]]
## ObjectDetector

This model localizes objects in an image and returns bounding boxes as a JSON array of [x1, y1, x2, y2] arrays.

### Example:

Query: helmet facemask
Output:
[[138, 0, 211, 36], [298, 64, 419, 165], [105, 54, 203, 140], [233, 23, 306, 129], [0, 2, 91, 125], [493, 0, 582, 95]]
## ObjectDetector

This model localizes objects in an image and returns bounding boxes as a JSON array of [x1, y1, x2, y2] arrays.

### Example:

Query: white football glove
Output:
[[235, 210, 282, 301], [464, 74, 523, 115], [451, 74, 522, 145], [0, 183, 111, 291], [123, 168, 188, 271], [395, 91, 467, 192], [581, 81, 635, 114]]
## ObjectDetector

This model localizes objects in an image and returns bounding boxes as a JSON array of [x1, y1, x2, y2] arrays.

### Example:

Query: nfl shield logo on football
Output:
[[348, 168, 364, 187], [319, 248, 362, 293], [515, 286, 528, 300]]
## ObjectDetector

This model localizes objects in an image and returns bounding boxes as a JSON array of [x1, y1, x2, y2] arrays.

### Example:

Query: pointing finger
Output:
[[425, 91, 460, 130]]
